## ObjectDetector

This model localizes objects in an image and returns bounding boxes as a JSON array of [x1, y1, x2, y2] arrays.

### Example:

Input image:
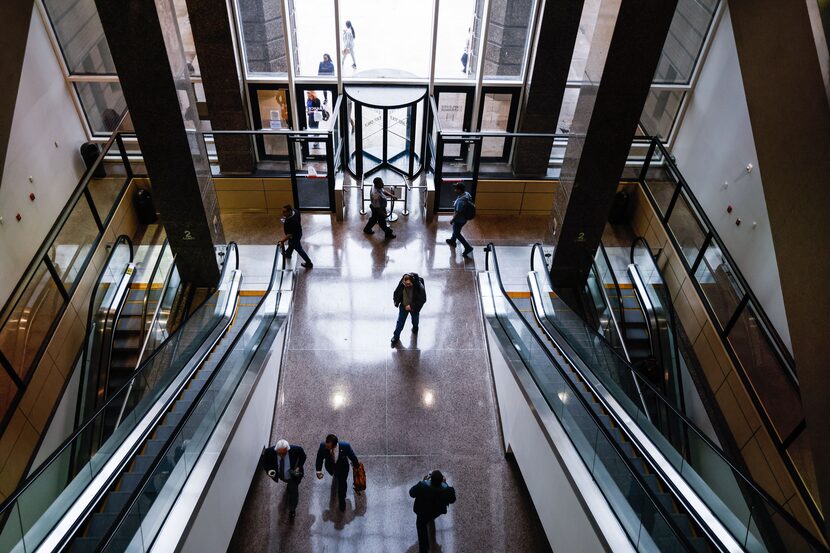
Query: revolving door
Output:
[[345, 86, 427, 180]]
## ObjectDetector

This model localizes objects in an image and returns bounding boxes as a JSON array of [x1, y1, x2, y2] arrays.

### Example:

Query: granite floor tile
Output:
[[227, 181, 552, 552]]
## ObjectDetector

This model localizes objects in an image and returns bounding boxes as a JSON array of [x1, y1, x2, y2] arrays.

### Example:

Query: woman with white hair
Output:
[[261, 439, 307, 519]]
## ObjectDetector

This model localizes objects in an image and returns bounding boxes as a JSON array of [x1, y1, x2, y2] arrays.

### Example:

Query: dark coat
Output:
[[393, 273, 427, 313], [283, 210, 302, 239], [261, 444, 306, 482], [315, 441, 359, 476], [409, 480, 456, 517]]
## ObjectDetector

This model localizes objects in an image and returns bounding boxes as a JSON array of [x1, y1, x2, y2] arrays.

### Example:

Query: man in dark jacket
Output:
[[409, 470, 456, 553], [261, 439, 307, 518], [278, 204, 313, 268], [391, 273, 427, 345], [315, 434, 360, 511]]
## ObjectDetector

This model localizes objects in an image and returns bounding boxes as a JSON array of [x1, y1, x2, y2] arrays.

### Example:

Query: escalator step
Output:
[[120, 472, 144, 492], [131, 455, 155, 475], [103, 491, 132, 514], [113, 336, 141, 350], [623, 310, 646, 324], [154, 425, 175, 441], [115, 316, 142, 332], [621, 297, 640, 309], [164, 411, 184, 427], [671, 513, 695, 538], [121, 302, 146, 316], [86, 512, 116, 538], [174, 400, 193, 413], [71, 537, 101, 553], [623, 328, 649, 341], [142, 439, 167, 458], [653, 492, 674, 514]]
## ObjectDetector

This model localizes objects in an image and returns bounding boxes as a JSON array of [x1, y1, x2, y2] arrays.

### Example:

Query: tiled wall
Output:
[[475, 179, 557, 216], [630, 184, 820, 536], [0, 180, 140, 501], [213, 178, 294, 213]]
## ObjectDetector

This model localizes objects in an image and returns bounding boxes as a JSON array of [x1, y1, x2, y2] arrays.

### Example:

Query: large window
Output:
[[483, 0, 537, 80], [291, 0, 337, 77], [338, 0, 433, 78], [434, 0, 480, 80], [236, 0, 289, 76]]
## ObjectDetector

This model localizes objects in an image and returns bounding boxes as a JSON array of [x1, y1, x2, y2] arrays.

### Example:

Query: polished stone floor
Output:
[[227, 189, 552, 552]]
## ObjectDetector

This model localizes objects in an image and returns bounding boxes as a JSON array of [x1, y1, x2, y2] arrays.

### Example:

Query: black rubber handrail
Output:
[[96, 244, 288, 551], [530, 242, 829, 551], [0, 242, 239, 517], [485, 243, 699, 552], [77, 235, 134, 425], [138, 238, 171, 346], [596, 242, 628, 335]]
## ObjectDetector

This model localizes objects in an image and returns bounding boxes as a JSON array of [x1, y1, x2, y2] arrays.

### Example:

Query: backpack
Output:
[[463, 198, 476, 220]]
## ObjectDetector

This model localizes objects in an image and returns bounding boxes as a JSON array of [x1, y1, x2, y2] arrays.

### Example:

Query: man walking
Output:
[[391, 273, 426, 345], [278, 204, 313, 268], [261, 439, 307, 519], [446, 183, 473, 257], [409, 470, 457, 553], [363, 177, 397, 239], [315, 434, 360, 511]]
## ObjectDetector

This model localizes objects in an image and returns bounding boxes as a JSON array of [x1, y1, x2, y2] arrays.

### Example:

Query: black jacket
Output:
[[409, 480, 456, 517], [261, 444, 306, 482], [315, 441, 359, 476], [283, 210, 302, 239], [393, 273, 427, 313]]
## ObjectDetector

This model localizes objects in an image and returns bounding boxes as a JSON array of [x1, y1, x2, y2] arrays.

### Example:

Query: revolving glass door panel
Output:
[[346, 86, 426, 181], [361, 105, 384, 175]]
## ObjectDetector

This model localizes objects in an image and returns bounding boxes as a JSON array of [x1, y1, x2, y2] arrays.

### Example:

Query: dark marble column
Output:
[[0, 0, 34, 183], [95, 0, 222, 286], [728, 0, 830, 535], [236, 0, 286, 74], [512, 0, 585, 176], [549, 0, 678, 293], [186, 0, 255, 174]]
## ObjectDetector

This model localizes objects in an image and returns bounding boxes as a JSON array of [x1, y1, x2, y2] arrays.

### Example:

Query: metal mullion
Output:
[[690, 232, 714, 274], [83, 188, 104, 232], [663, 180, 683, 223], [0, 350, 23, 388], [42, 255, 70, 302], [115, 134, 133, 178], [721, 294, 750, 338], [382, 109, 388, 164], [640, 138, 658, 181]]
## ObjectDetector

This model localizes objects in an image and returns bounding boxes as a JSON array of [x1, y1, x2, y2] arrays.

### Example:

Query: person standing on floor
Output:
[[315, 434, 360, 511], [318, 54, 335, 104], [278, 204, 313, 268], [261, 440, 307, 519], [342, 20, 357, 70], [409, 470, 457, 553], [446, 182, 474, 257], [364, 177, 397, 239], [391, 273, 426, 345]]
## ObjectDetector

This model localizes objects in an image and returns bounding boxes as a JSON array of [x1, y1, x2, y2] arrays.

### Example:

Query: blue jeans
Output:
[[450, 219, 471, 251], [393, 304, 419, 339]]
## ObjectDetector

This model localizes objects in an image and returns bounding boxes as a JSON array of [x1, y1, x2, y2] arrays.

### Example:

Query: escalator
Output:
[[0, 244, 292, 553], [505, 243, 826, 552]]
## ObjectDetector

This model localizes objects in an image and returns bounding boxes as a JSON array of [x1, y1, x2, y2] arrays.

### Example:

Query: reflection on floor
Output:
[[226, 189, 552, 552]]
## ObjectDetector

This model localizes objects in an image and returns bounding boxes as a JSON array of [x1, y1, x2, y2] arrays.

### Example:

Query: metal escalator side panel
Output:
[[32, 271, 243, 553]]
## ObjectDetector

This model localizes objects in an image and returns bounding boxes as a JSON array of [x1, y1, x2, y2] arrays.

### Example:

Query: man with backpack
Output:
[[446, 182, 474, 257], [409, 470, 457, 553], [391, 273, 427, 345]]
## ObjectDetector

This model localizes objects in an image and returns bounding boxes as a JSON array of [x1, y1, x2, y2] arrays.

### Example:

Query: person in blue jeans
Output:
[[391, 273, 426, 345], [446, 183, 474, 257]]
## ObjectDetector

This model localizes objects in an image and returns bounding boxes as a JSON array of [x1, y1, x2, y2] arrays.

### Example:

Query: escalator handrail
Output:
[[485, 243, 700, 552], [0, 242, 238, 517], [596, 242, 629, 342], [138, 238, 171, 345], [97, 245, 288, 551], [77, 235, 134, 422], [590, 254, 632, 363], [531, 243, 829, 551]]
